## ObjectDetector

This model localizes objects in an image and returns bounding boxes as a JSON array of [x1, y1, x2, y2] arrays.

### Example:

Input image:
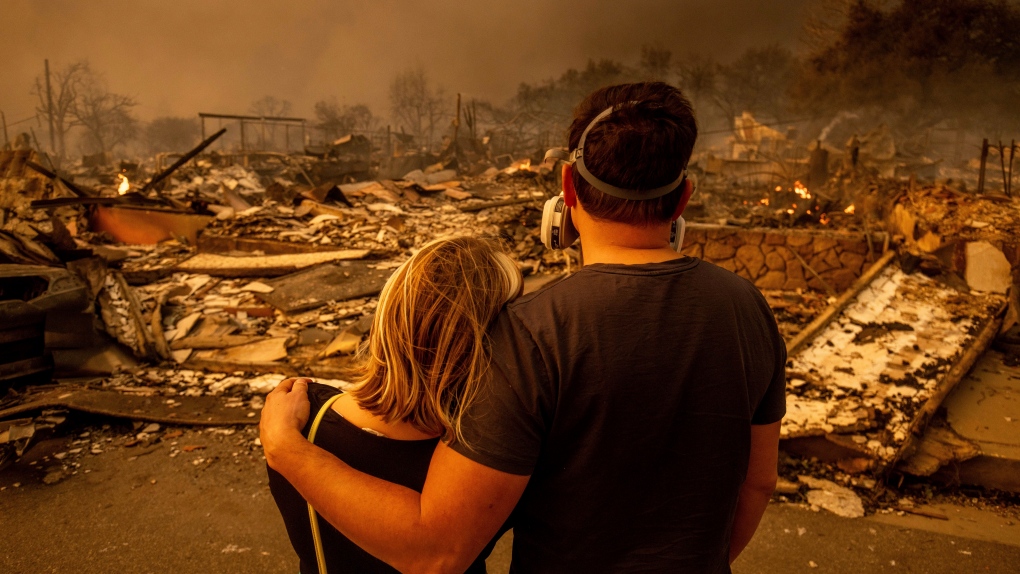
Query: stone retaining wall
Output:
[[682, 225, 881, 292]]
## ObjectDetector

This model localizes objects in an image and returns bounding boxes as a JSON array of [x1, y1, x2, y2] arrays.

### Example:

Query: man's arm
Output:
[[261, 379, 529, 574], [728, 420, 780, 564]]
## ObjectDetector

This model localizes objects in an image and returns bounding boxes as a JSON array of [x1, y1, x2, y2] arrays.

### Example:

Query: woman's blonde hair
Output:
[[346, 236, 522, 444]]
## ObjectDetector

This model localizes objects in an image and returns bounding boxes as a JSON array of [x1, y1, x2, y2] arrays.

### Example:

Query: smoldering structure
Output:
[[4, 0, 1020, 515]]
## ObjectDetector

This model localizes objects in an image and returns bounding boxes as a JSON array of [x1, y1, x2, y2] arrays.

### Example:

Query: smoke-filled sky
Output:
[[2, 0, 813, 127]]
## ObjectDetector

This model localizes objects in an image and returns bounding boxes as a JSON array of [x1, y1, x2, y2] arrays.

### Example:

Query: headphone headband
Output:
[[550, 104, 687, 201]]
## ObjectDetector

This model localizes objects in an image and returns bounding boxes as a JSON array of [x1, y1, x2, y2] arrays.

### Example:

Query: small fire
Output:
[[820, 213, 831, 225], [793, 181, 811, 200], [117, 173, 130, 195], [844, 204, 855, 214], [759, 198, 770, 206], [519, 159, 531, 171], [786, 208, 795, 215], [774, 186, 782, 192]]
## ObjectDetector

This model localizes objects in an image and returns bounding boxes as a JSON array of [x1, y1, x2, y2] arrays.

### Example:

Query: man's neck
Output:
[[573, 208, 681, 266]]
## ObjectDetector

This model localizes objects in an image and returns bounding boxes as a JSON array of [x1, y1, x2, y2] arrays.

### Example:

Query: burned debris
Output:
[[0, 131, 562, 438], [2, 85, 1020, 528]]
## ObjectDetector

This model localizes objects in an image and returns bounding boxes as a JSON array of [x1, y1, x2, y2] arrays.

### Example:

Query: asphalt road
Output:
[[1, 421, 1017, 573]]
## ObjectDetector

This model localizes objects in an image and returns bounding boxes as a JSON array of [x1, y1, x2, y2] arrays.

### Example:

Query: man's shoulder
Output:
[[507, 258, 763, 312]]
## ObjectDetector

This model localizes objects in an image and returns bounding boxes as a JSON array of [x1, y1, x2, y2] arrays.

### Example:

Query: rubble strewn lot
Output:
[[2, 129, 1020, 532]]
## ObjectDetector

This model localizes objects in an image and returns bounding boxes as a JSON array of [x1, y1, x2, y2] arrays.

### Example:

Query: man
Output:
[[262, 82, 786, 573]]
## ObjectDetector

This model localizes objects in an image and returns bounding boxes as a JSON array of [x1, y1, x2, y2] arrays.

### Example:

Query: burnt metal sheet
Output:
[[0, 265, 91, 389], [257, 261, 393, 314], [90, 205, 213, 245]]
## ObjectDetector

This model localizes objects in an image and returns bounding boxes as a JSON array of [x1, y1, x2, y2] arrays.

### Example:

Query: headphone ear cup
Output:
[[541, 195, 579, 250], [669, 216, 686, 253]]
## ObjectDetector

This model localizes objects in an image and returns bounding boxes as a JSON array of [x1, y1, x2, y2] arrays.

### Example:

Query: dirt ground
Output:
[[1, 417, 1018, 574]]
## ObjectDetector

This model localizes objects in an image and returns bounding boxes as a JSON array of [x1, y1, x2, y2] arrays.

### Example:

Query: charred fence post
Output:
[[1009, 140, 1016, 197], [977, 138, 989, 193], [999, 140, 1008, 195]]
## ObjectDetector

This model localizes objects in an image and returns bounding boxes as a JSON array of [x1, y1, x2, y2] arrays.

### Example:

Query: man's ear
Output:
[[562, 163, 577, 207], [671, 178, 695, 221]]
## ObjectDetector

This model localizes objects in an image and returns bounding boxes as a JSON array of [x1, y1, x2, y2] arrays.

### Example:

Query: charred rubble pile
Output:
[[0, 140, 561, 466], [2, 128, 1019, 520]]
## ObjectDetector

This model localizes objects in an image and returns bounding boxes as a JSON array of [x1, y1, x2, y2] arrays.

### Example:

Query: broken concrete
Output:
[[930, 350, 1020, 492], [799, 475, 866, 518], [965, 241, 1013, 294], [782, 261, 1006, 472]]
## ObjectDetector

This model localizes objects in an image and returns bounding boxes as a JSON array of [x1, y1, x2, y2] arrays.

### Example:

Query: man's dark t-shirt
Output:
[[450, 257, 786, 573]]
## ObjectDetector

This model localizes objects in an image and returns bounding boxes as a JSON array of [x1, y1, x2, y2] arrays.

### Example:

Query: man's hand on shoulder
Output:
[[260, 377, 313, 467]]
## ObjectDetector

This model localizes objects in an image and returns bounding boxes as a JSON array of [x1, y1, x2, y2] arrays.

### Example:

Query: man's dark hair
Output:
[[568, 82, 698, 225]]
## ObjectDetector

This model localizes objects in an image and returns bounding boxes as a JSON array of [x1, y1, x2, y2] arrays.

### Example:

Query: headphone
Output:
[[540, 103, 690, 253]]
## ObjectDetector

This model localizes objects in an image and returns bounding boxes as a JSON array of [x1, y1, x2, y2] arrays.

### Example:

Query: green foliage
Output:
[[503, 58, 637, 151], [515, 58, 633, 121], [793, 0, 1020, 134]]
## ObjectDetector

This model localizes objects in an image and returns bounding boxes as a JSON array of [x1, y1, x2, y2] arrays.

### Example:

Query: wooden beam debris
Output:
[[257, 262, 393, 314], [141, 128, 227, 192], [24, 160, 96, 197], [786, 249, 896, 356], [174, 249, 371, 278], [0, 386, 260, 426]]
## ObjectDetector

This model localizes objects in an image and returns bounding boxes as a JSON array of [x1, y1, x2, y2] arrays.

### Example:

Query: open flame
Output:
[[519, 159, 531, 171], [793, 181, 811, 200], [844, 204, 855, 214], [819, 213, 831, 225], [117, 173, 130, 195]]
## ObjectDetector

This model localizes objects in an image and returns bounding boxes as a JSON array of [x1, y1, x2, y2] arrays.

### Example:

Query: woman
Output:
[[267, 236, 522, 574]]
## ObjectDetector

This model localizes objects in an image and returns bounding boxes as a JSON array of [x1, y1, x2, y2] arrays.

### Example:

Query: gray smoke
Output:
[[1, 0, 813, 123], [818, 111, 860, 142]]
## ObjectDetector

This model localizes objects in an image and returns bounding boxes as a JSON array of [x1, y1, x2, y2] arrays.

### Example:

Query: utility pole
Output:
[[44, 59, 56, 156], [454, 92, 462, 144], [1, 110, 9, 149]]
